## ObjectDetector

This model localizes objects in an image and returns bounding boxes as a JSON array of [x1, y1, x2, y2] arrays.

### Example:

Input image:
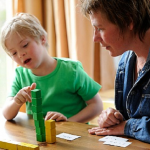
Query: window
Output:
[[0, 0, 16, 108], [0, 0, 7, 107]]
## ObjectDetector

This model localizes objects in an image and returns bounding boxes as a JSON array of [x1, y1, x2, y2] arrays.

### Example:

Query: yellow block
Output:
[[6, 141, 18, 150], [45, 120, 55, 129], [45, 128, 56, 136], [18, 142, 39, 150], [46, 135, 56, 143], [0, 140, 7, 149]]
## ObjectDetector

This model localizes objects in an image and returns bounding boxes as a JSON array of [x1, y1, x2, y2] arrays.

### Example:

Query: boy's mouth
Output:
[[24, 58, 31, 64]]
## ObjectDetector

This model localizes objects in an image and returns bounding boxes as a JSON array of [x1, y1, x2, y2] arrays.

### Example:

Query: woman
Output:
[[80, 0, 150, 143]]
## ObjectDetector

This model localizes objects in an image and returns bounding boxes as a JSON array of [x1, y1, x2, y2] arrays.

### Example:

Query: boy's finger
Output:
[[22, 90, 31, 102], [45, 112, 54, 120], [30, 83, 36, 90], [45, 115, 49, 120]]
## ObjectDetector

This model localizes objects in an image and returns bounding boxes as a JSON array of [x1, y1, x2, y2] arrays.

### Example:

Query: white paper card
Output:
[[99, 136, 128, 142], [99, 136, 132, 147], [56, 133, 81, 141]]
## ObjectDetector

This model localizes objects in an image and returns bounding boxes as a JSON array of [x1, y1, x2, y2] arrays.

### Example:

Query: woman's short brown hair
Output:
[[80, 0, 150, 40]]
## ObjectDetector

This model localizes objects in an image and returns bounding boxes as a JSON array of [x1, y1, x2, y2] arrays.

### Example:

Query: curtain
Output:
[[12, 0, 116, 91]]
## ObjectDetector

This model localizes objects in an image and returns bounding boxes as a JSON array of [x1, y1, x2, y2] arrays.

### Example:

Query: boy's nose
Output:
[[19, 52, 26, 58]]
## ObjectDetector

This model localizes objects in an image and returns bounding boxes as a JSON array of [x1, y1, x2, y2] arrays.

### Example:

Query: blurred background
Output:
[[0, 0, 120, 116]]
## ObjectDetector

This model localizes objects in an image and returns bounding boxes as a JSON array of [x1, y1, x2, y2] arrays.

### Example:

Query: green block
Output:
[[31, 89, 41, 98], [32, 97, 42, 106], [32, 105, 42, 113], [34, 119, 45, 128], [35, 126, 46, 135], [36, 134, 46, 142], [33, 112, 43, 120]]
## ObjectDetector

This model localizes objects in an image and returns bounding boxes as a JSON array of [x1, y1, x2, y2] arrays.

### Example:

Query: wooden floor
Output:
[[89, 89, 115, 126]]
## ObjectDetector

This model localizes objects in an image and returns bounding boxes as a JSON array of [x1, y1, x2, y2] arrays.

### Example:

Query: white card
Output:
[[99, 136, 117, 142], [56, 133, 81, 141], [117, 141, 132, 147], [99, 136, 128, 142], [103, 141, 116, 146], [99, 136, 132, 147]]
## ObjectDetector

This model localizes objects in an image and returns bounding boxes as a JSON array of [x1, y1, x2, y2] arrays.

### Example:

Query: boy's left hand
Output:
[[45, 111, 67, 121]]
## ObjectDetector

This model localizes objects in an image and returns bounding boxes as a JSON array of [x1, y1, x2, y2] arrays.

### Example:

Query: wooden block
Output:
[[45, 128, 56, 136], [45, 120, 55, 129], [31, 89, 41, 98], [28, 144, 39, 150], [31, 98, 42, 106], [18, 142, 39, 150], [34, 119, 45, 128], [36, 134, 46, 142], [29, 145, 39, 150], [33, 112, 43, 120], [0, 139, 7, 149], [6, 141, 18, 150], [32, 105, 42, 113], [46, 135, 56, 143], [35, 126, 46, 135], [18, 142, 29, 150], [17, 142, 24, 150]]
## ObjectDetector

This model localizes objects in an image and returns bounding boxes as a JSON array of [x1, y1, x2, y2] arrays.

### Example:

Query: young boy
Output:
[[0, 13, 103, 123]]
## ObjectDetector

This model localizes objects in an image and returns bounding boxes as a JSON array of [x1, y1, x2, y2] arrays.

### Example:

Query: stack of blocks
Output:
[[31, 89, 56, 144], [45, 120, 56, 143], [31, 89, 46, 142]]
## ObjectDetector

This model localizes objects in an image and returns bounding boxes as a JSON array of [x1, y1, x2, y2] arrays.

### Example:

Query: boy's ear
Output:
[[41, 35, 46, 45]]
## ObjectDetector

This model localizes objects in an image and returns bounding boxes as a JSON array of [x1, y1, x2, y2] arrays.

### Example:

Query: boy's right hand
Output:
[[14, 83, 36, 105]]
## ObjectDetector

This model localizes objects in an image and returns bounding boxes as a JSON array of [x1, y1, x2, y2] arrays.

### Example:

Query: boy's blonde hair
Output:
[[1, 13, 48, 52]]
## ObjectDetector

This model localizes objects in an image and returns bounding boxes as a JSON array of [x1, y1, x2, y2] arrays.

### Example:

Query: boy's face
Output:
[[5, 32, 45, 69]]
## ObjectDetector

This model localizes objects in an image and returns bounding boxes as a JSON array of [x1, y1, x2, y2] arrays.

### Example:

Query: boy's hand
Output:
[[98, 108, 123, 128], [14, 83, 36, 105], [45, 111, 67, 121]]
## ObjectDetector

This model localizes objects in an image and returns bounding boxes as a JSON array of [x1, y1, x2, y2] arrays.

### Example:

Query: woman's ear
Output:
[[128, 21, 133, 30]]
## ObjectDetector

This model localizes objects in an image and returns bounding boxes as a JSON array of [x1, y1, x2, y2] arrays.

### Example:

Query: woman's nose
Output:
[[93, 30, 102, 43]]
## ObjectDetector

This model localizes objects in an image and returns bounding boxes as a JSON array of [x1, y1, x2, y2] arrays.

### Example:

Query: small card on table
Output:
[[56, 133, 81, 141], [99, 136, 132, 147]]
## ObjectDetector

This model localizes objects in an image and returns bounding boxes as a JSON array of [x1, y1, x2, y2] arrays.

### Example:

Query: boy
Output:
[[0, 13, 103, 123]]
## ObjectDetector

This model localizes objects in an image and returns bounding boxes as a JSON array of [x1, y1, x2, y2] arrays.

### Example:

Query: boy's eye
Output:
[[13, 52, 17, 56], [23, 43, 28, 48]]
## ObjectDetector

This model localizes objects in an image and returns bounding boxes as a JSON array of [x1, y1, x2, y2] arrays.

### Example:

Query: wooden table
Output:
[[0, 112, 150, 150]]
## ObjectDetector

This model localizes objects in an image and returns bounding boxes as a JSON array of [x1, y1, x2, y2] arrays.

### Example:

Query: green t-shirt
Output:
[[9, 58, 101, 118]]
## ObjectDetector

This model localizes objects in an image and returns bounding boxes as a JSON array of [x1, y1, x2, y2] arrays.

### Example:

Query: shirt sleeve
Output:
[[74, 62, 102, 100], [124, 117, 150, 143]]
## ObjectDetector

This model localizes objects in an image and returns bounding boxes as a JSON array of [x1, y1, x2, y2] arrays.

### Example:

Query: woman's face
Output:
[[89, 11, 133, 57]]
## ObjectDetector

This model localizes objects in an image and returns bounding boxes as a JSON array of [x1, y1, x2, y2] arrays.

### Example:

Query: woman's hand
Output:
[[98, 107, 123, 128], [88, 121, 127, 136], [45, 111, 67, 121]]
